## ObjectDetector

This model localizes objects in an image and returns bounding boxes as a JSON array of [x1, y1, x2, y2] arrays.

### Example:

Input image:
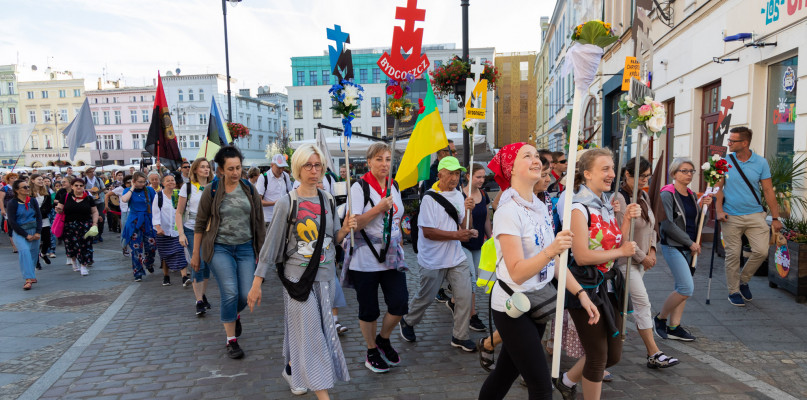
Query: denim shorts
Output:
[[660, 244, 694, 297]]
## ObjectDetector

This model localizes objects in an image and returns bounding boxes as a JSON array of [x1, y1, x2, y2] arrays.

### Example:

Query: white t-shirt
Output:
[[491, 197, 556, 312], [349, 181, 404, 272], [152, 191, 179, 237], [36, 194, 50, 227], [417, 189, 467, 269], [177, 183, 203, 230], [256, 171, 292, 223], [112, 186, 128, 213]]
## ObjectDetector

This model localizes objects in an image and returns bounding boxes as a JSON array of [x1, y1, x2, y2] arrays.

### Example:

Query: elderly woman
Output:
[[655, 158, 712, 342], [55, 177, 100, 276], [341, 143, 407, 374], [7, 180, 42, 289], [249, 143, 356, 399], [121, 172, 157, 281], [1, 172, 20, 253], [478, 143, 598, 399], [191, 146, 265, 360], [615, 157, 679, 369], [177, 158, 213, 316]]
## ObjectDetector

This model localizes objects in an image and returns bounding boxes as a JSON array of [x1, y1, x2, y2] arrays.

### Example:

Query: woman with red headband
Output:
[[478, 142, 599, 400]]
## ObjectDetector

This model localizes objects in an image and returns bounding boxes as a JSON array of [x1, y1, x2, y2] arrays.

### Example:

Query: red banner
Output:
[[377, 0, 431, 80]]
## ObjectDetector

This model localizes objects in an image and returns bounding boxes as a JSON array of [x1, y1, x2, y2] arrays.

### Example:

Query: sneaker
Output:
[[235, 315, 242, 337], [48, 253, 56, 258], [399, 318, 416, 342], [162, 276, 171, 286], [282, 366, 308, 395], [375, 335, 400, 366], [365, 348, 390, 373], [446, 300, 455, 315], [36, 263, 42, 270], [469, 314, 487, 332], [123, 249, 131, 257], [450, 336, 477, 352], [647, 351, 680, 369], [728, 292, 746, 307], [203, 294, 212, 309], [335, 323, 348, 335], [196, 301, 206, 316], [66, 258, 73, 266], [653, 314, 668, 339], [553, 377, 577, 400], [80, 266, 89, 276], [134, 276, 142, 282], [226, 339, 244, 359], [667, 325, 696, 341], [739, 283, 753, 301], [146, 266, 155, 274], [435, 288, 451, 303], [182, 275, 192, 288]]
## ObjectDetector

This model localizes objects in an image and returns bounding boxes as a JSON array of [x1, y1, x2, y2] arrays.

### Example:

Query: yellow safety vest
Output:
[[476, 237, 498, 294]]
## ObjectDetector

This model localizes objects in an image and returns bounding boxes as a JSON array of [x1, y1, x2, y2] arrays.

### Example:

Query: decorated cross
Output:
[[464, 58, 488, 119], [327, 24, 354, 81], [377, 0, 431, 80], [717, 96, 735, 146]]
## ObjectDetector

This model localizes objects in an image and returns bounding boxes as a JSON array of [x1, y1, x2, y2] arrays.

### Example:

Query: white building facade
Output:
[[86, 83, 156, 166]]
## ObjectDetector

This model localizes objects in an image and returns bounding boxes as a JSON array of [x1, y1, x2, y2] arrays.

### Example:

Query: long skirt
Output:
[[155, 235, 186, 271], [64, 220, 93, 266], [129, 226, 156, 278], [283, 278, 350, 392]]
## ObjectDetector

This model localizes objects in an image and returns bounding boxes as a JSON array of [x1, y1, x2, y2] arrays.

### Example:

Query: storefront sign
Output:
[[762, 0, 807, 25], [783, 66, 796, 92], [772, 98, 797, 124], [622, 57, 640, 91], [377, 0, 431, 80]]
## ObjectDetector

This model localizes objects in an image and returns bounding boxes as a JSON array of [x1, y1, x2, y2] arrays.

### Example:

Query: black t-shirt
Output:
[[64, 192, 95, 222], [676, 191, 698, 242], [462, 189, 490, 251]]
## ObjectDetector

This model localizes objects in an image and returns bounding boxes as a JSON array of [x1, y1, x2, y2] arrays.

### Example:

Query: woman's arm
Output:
[[570, 208, 634, 266], [500, 230, 572, 285], [120, 188, 134, 202], [0, 190, 6, 216], [34, 198, 42, 234], [90, 205, 99, 227], [7, 200, 29, 237], [175, 195, 187, 242], [484, 204, 492, 238], [151, 194, 163, 234]]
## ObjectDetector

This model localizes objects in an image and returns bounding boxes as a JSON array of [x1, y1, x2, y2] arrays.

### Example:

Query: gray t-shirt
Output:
[[215, 188, 253, 245], [255, 191, 341, 282]]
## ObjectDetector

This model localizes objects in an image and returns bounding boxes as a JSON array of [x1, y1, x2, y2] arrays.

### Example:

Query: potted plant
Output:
[[227, 122, 250, 139], [429, 56, 499, 98], [767, 156, 807, 219], [769, 216, 807, 303]]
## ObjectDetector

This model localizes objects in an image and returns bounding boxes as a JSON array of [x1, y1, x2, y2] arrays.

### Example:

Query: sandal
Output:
[[647, 351, 680, 369], [23, 281, 32, 290], [478, 337, 495, 372]]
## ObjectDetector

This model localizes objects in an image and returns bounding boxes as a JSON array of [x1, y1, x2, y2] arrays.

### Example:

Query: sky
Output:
[[1, 0, 557, 93]]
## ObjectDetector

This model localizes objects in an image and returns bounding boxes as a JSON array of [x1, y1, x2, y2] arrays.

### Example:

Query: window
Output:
[[258, 135, 263, 148], [94, 98, 98, 103], [352, 126, 361, 135], [189, 135, 200, 148], [58, 89, 66, 98], [131, 96, 136, 102], [114, 110, 121, 124], [130, 110, 137, 123], [27, 91, 34, 99], [297, 71, 305, 86], [132, 134, 146, 149], [353, 100, 361, 118], [178, 114, 186, 125], [43, 110, 51, 122], [142, 109, 149, 123], [373, 69, 380, 83], [332, 100, 340, 118], [7, 82, 14, 95], [372, 126, 381, 137], [97, 134, 120, 150], [313, 99, 322, 119], [582, 98, 597, 140], [187, 89, 193, 101], [31, 135, 38, 149], [8, 108, 15, 124], [520, 61, 529, 80], [92, 111, 99, 125], [246, 115, 250, 127], [140, 96, 145, 102], [310, 71, 318, 86], [449, 123, 458, 132], [60, 109, 68, 122], [294, 100, 303, 119], [113, 97, 117, 103], [45, 134, 53, 149], [199, 113, 208, 125], [199, 89, 204, 101], [257, 116, 262, 130], [371, 97, 381, 117], [41, 90, 48, 99], [295, 128, 304, 140], [360, 69, 368, 84], [178, 90, 184, 101], [449, 98, 458, 113], [322, 70, 330, 85], [105, 97, 109, 103], [103, 111, 110, 125]]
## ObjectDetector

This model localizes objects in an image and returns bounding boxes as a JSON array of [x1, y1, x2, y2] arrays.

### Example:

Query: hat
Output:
[[437, 156, 466, 172], [271, 154, 288, 168]]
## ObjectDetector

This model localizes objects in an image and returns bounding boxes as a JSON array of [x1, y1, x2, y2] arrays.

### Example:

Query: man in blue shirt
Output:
[[715, 127, 782, 307]]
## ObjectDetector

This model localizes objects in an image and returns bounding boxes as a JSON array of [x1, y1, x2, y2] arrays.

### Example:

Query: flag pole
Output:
[[385, 118, 400, 250], [344, 132, 354, 249], [464, 120, 474, 229], [551, 88, 583, 379]]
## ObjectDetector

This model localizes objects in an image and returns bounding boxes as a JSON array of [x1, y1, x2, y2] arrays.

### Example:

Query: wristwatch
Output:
[[771, 218, 779, 221]]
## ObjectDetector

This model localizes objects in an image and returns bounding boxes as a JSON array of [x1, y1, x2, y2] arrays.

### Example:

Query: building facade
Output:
[[0, 64, 29, 167], [494, 52, 537, 148], [86, 81, 156, 166]]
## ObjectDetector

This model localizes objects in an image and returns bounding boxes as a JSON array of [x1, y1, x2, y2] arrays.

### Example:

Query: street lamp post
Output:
[[461, 0, 470, 166], [222, 0, 241, 123]]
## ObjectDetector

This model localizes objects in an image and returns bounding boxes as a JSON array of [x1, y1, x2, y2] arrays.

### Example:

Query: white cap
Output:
[[271, 154, 288, 167]]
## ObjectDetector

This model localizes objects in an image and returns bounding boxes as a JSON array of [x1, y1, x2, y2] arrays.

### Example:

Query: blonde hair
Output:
[[573, 148, 614, 192], [247, 167, 261, 178], [366, 143, 391, 160], [188, 158, 211, 184], [290, 143, 326, 182]]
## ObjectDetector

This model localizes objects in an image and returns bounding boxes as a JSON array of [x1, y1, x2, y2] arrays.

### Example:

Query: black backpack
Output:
[[411, 190, 461, 253], [263, 171, 291, 196]]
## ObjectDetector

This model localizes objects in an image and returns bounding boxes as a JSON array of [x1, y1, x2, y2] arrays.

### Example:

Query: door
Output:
[[700, 81, 721, 191]]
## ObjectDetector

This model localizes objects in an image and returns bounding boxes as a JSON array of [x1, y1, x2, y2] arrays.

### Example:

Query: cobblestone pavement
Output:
[[0, 233, 804, 399]]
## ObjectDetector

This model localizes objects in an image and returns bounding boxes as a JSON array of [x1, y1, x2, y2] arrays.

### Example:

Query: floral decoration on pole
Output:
[[429, 56, 499, 97], [386, 75, 420, 123], [616, 95, 667, 137], [226, 122, 250, 139], [329, 80, 365, 146], [690, 154, 731, 267]]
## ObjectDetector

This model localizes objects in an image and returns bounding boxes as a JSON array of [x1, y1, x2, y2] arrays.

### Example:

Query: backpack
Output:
[[263, 171, 291, 196], [209, 177, 254, 197], [356, 179, 400, 263]]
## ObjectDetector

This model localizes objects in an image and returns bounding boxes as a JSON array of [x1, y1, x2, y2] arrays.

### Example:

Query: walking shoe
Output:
[[739, 283, 753, 301], [203, 294, 212, 309], [667, 325, 696, 341], [36, 263, 42, 270], [80, 266, 89, 276], [123, 248, 131, 257], [728, 292, 746, 307], [196, 301, 206, 316], [478, 338, 495, 372], [48, 253, 56, 258], [335, 323, 348, 335], [235, 315, 242, 337], [653, 314, 668, 339], [66, 258, 73, 265], [469, 314, 487, 332], [365, 347, 390, 373], [446, 300, 455, 315], [182, 275, 191, 287], [647, 351, 680, 369], [226, 339, 244, 359], [134, 276, 142, 282], [146, 266, 155, 274], [399, 318, 416, 342], [162, 276, 171, 286], [282, 366, 307, 395], [375, 334, 400, 366], [435, 287, 451, 303], [450, 336, 477, 352], [553, 377, 577, 400]]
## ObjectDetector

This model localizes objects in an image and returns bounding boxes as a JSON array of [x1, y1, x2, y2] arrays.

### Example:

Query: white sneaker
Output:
[[80, 266, 89, 276], [66, 259, 73, 265], [282, 368, 307, 395], [72, 263, 80, 272]]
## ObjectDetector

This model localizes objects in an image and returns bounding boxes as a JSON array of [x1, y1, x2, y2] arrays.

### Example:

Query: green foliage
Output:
[[768, 156, 807, 216], [571, 21, 618, 48]]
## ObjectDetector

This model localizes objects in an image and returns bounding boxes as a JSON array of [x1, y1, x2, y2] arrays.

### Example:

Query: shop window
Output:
[[765, 56, 797, 164]]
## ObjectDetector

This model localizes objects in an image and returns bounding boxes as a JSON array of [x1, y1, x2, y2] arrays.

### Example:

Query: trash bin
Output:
[[768, 240, 807, 303]]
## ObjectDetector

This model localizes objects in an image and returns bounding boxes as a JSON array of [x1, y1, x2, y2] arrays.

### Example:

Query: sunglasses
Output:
[[19, 185, 30, 189], [73, 184, 85, 187], [557, 159, 567, 164], [181, 166, 190, 169], [727, 139, 745, 144]]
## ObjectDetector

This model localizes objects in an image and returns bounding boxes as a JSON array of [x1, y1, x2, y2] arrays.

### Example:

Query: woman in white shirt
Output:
[[152, 174, 186, 286], [176, 158, 212, 316], [478, 143, 599, 400]]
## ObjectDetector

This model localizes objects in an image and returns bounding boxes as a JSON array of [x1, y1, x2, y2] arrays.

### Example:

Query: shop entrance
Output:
[[700, 80, 722, 191]]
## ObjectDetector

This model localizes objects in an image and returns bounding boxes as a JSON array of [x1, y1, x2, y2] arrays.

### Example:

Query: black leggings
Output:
[[478, 310, 552, 400]]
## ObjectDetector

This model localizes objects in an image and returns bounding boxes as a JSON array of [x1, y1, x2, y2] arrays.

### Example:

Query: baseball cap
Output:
[[437, 156, 466, 172], [271, 154, 289, 168]]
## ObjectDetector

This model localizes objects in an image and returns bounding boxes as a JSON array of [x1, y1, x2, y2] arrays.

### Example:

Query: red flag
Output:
[[146, 72, 182, 170]]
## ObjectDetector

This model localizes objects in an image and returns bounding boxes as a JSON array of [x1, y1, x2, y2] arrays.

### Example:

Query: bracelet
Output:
[[575, 288, 585, 298]]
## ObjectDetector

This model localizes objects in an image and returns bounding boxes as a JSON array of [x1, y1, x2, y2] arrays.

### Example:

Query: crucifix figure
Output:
[[465, 58, 485, 109]]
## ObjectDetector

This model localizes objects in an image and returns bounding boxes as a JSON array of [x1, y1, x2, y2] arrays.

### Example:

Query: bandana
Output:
[[73, 191, 88, 200], [22, 196, 31, 210], [487, 142, 526, 191], [361, 172, 387, 197], [191, 180, 206, 192]]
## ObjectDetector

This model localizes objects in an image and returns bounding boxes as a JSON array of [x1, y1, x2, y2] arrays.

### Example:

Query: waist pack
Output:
[[498, 280, 557, 325]]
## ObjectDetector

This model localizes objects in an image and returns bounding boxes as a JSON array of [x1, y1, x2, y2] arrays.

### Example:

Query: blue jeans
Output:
[[13, 228, 40, 280], [661, 244, 694, 297], [184, 227, 210, 282], [208, 241, 255, 323]]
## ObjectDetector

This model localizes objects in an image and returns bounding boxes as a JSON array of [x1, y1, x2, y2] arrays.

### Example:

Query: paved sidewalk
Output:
[[0, 234, 804, 399]]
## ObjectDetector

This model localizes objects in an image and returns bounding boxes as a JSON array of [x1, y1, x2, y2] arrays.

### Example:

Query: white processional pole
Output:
[[343, 133, 354, 248]]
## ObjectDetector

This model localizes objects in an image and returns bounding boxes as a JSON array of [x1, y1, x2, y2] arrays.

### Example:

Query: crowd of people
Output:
[[0, 126, 781, 399]]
